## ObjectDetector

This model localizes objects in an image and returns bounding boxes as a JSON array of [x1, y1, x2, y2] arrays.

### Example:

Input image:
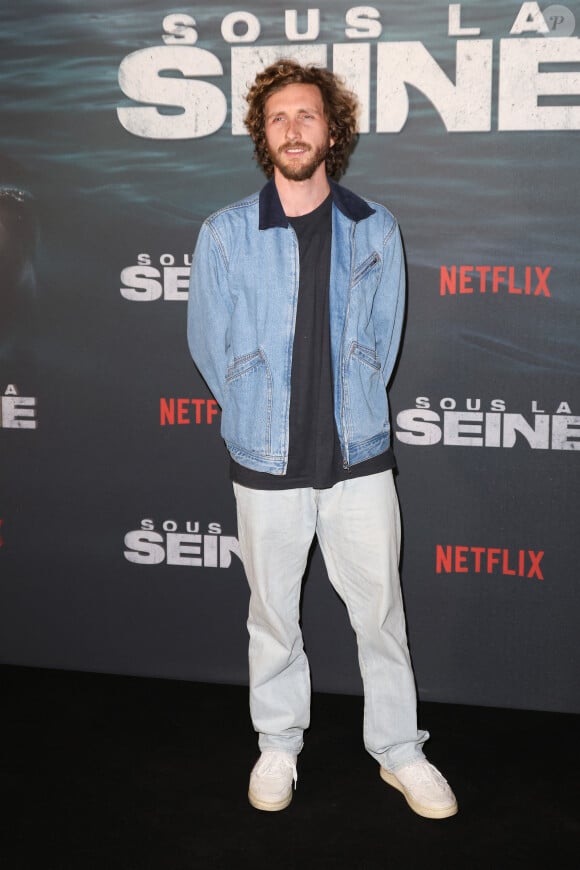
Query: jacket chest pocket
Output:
[[351, 251, 381, 288]]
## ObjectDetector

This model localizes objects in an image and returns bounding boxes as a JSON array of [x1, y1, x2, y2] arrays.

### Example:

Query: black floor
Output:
[[2, 665, 578, 869]]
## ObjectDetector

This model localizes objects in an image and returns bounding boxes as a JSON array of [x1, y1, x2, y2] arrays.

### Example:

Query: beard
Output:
[[269, 140, 331, 181]]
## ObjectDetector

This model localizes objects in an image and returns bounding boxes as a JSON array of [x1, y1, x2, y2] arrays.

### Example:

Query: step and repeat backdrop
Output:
[[1, 2, 579, 713]]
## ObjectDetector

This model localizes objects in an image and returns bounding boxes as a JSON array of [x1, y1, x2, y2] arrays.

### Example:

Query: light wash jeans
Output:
[[233, 470, 429, 772]]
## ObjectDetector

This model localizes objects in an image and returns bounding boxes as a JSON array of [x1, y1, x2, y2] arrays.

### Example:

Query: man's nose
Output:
[[286, 118, 301, 140]]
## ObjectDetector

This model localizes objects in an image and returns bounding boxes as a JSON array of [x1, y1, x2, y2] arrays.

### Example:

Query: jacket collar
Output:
[[258, 177, 375, 230]]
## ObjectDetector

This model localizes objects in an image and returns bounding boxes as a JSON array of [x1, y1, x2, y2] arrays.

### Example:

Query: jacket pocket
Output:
[[351, 251, 381, 288], [222, 349, 272, 456], [343, 342, 388, 443], [351, 343, 381, 371]]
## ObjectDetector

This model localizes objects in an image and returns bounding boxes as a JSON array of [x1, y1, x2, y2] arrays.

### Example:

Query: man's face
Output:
[[264, 83, 334, 182]]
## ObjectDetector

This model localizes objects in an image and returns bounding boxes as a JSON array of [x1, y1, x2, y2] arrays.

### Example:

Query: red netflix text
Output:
[[436, 545, 544, 579], [440, 265, 551, 296], [160, 398, 220, 425]]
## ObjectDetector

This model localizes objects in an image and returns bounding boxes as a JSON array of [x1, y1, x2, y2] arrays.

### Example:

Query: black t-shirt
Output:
[[230, 193, 393, 489]]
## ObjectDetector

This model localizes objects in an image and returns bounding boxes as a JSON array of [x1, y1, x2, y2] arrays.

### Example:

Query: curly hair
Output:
[[244, 59, 359, 180]]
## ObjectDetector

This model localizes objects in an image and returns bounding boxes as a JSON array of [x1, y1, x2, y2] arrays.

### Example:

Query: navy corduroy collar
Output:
[[258, 177, 375, 230]]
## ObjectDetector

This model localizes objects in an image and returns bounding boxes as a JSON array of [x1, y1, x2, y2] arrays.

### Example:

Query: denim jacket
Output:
[[187, 179, 405, 475]]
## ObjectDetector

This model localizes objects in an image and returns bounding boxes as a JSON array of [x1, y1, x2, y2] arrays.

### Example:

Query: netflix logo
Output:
[[160, 398, 220, 426], [436, 545, 544, 579], [440, 265, 551, 297]]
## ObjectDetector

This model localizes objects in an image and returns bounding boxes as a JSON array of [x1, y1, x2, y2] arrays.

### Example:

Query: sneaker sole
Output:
[[380, 768, 458, 820], [248, 788, 293, 812]]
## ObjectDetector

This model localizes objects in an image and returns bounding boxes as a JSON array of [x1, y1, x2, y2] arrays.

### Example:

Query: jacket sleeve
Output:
[[377, 218, 406, 386], [187, 219, 232, 409]]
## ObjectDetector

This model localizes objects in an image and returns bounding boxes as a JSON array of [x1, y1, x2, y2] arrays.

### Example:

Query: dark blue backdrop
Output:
[[1, 1, 579, 713]]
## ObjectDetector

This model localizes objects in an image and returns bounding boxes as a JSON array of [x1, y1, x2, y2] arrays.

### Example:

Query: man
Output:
[[188, 60, 457, 820]]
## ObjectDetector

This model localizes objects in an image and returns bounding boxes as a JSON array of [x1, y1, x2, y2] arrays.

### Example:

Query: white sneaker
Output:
[[380, 759, 458, 819], [248, 750, 298, 811]]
